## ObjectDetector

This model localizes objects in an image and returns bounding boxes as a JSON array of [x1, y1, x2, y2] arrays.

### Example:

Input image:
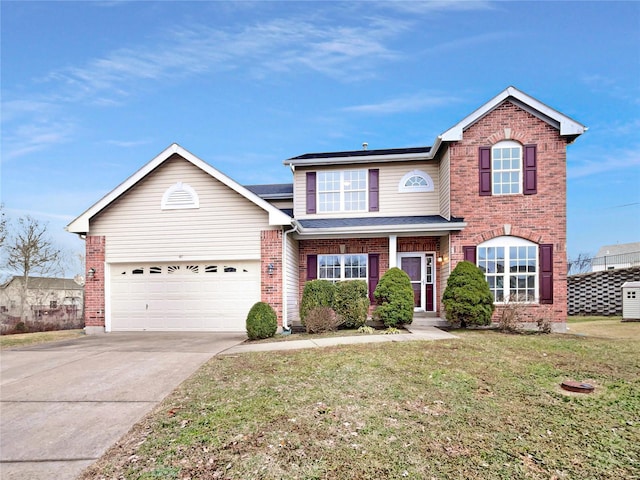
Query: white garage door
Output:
[[109, 261, 260, 331]]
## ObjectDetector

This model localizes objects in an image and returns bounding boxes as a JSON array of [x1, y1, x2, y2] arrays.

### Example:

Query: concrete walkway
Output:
[[223, 321, 457, 354]]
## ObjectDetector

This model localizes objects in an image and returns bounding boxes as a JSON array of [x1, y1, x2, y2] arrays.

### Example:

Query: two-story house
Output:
[[67, 86, 586, 334]]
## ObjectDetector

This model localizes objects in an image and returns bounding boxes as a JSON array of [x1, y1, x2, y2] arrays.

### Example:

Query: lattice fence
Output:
[[568, 267, 640, 316]]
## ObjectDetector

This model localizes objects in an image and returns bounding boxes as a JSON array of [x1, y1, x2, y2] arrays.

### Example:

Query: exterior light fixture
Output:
[[267, 263, 275, 275], [437, 256, 444, 263], [87, 267, 96, 279]]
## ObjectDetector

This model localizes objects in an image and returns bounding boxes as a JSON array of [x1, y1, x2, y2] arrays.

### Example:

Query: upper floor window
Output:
[[477, 236, 538, 303], [479, 142, 537, 196], [398, 170, 434, 193], [492, 141, 522, 195], [317, 170, 367, 213]]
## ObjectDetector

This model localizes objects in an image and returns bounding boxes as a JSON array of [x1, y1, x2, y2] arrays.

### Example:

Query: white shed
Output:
[[622, 281, 640, 321]]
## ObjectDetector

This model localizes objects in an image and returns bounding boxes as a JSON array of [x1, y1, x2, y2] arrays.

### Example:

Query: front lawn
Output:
[[567, 316, 640, 340], [0, 329, 84, 349], [81, 331, 639, 479]]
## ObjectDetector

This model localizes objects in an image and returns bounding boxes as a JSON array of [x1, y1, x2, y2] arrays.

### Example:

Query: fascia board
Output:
[[284, 152, 433, 167], [67, 143, 182, 234], [67, 144, 292, 233]]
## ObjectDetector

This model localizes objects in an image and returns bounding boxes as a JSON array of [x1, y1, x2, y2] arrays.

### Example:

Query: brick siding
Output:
[[84, 236, 106, 327], [448, 100, 569, 323], [261, 230, 283, 326]]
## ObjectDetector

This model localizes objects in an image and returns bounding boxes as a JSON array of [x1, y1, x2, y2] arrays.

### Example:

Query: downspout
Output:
[[281, 220, 299, 333]]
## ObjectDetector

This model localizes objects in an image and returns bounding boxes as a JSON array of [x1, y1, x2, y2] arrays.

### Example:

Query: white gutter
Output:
[[281, 221, 300, 332]]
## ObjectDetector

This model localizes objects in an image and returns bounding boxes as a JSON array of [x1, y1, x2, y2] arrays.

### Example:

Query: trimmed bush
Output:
[[246, 302, 278, 340], [300, 280, 335, 325], [442, 261, 495, 328], [304, 307, 342, 334], [333, 280, 370, 328], [373, 267, 414, 327]]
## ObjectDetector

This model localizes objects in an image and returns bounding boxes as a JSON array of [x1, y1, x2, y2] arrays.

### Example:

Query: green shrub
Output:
[[442, 261, 495, 328], [14, 321, 27, 333], [300, 280, 335, 325], [304, 307, 342, 334], [246, 302, 278, 340], [333, 280, 370, 328], [373, 267, 414, 327]]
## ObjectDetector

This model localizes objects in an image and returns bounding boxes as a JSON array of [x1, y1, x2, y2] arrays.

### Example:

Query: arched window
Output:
[[477, 236, 538, 303], [398, 170, 434, 193], [161, 182, 199, 210], [491, 140, 522, 195]]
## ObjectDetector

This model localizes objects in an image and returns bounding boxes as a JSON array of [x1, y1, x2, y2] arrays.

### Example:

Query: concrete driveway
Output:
[[0, 332, 245, 480]]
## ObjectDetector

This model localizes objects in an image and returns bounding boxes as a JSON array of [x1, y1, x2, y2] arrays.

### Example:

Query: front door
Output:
[[399, 253, 436, 312]]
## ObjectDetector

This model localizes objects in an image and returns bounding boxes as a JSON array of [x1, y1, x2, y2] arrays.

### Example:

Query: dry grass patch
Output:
[[0, 329, 84, 349], [82, 332, 639, 480], [567, 316, 640, 340]]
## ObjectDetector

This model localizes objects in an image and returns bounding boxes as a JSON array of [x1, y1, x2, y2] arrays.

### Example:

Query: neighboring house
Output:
[[0, 276, 84, 327], [67, 86, 586, 334], [591, 242, 640, 272]]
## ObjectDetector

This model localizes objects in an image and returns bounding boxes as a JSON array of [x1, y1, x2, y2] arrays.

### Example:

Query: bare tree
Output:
[[4, 216, 63, 322], [0, 204, 7, 248], [567, 252, 593, 275]]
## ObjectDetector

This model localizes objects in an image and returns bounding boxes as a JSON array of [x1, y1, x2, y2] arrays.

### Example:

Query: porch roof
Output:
[[294, 215, 466, 238]]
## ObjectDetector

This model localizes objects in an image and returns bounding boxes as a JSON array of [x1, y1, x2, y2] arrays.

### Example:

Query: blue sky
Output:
[[2, 1, 639, 276]]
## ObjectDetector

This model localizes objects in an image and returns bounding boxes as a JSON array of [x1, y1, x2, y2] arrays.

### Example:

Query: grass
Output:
[[0, 329, 84, 349], [81, 328, 639, 480], [567, 316, 640, 340]]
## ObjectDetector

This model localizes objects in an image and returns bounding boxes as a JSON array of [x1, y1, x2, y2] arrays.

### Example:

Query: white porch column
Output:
[[389, 235, 397, 268]]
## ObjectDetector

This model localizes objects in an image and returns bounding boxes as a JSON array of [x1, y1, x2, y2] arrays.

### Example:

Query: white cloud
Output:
[[343, 92, 462, 114], [1, 121, 75, 161], [104, 139, 153, 148], [568, 148, 640, 179]]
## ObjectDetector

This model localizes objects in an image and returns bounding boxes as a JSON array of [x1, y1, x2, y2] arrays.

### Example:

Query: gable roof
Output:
[[1, 276, 83, 291], [595, 242, 640, 258], [284, 86, 587, 167], [440, 85, 587, 142], [67, 144, 292, 234], [245, 183, 293, 200]]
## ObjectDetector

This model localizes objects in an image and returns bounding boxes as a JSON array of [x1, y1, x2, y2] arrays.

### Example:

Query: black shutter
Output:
[[306, 255, 318, 281], [523, 145, 537, 195], [463, 246, 477, 264], [479, 147, 492, 196], [369, 169, 379, 212], [368, 254, 380, 303], [539, 244, 553, 304], [306, 172, 316, 214]]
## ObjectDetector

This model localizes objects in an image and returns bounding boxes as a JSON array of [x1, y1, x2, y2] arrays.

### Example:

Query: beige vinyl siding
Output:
[[285, 234, 300, 325], [91, 155, 275, 262], [294, 162, 440, 219], [439, 148, 451, 219]]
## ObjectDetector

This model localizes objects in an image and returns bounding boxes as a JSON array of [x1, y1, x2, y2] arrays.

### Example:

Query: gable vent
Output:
[[161, 182, 200, 210]]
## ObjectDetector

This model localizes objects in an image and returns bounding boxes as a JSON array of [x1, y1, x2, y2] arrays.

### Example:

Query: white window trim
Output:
[[491, 140, 522, 196], [477, 236, 539, 304], [161, 182, 200, 210], [398, 169, 434, 193], [317, 170, 368, 213], [317, 254, 368, 282]]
